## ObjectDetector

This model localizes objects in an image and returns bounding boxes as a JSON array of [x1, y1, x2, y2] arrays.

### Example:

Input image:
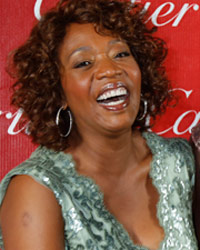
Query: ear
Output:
[[62, 103, 68, 110]]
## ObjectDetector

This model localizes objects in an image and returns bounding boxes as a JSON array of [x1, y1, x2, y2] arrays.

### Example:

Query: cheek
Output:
[[124, 61, 141, 82], [126, 66, 141, 109], [132, 66, 141, 84], [128, 68, 141, 93], [61, 78, 91, 111], [61, 73, 85, 98]]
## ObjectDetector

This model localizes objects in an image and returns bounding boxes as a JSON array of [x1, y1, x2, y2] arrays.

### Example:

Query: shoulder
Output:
[[144, 132, 195, 183], [0, 175, 65, 250], [0, 147, 70, 249], [0, 175, 61, 216], [0, 146, 74, 209], [144, 131, 194, 161]]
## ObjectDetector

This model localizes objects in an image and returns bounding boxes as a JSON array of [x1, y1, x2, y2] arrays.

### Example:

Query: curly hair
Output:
[[9, 0, 173, 151]]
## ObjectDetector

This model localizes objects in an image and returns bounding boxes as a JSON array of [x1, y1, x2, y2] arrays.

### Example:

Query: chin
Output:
[[102, 120, 134, 135]]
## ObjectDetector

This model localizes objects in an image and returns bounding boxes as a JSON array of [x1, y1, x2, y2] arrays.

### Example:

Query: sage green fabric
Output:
[[0, 132, 198, 249]]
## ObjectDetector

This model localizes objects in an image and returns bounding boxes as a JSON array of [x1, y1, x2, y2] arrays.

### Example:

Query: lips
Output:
[[96, 82, 130, 111]]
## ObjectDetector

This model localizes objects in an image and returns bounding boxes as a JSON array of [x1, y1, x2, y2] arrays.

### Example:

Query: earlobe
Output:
[[63, 104, 68, 110]]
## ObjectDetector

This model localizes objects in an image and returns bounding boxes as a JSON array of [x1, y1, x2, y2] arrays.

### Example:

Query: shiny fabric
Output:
[[0, 132, 198, 249]]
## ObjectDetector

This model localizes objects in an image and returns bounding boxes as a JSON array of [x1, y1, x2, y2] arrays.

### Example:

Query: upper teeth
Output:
[[97, 87, 127, 101]]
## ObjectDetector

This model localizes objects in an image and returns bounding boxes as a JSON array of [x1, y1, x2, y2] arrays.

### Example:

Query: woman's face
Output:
[[59, 23, 141, 136]]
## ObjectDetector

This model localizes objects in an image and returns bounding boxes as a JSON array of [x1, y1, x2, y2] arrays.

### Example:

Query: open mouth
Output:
[[96, 87, 129, 109]]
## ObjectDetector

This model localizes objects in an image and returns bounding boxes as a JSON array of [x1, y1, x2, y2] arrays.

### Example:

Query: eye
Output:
[[74, 60, 91, 68], [115, 51, 130, 58]]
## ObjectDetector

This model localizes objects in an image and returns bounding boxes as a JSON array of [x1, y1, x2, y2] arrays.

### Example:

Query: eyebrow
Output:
[[68, 39, 125, 58], [108, 39, 124, 45], [68, 46, 91, 59]]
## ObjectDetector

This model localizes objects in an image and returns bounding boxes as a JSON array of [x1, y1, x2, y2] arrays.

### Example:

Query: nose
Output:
[[95, 58, 123, 80]]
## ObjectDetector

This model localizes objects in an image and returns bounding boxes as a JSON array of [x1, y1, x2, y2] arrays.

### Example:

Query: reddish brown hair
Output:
[[9, 0, 172, 151]]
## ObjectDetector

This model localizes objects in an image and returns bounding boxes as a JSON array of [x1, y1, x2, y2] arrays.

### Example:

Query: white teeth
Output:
[[97, 87, 127, 101], [105, 99, 125, 106]]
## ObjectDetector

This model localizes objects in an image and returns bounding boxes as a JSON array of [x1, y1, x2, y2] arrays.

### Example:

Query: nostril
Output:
[[96, 68, 123, 80]]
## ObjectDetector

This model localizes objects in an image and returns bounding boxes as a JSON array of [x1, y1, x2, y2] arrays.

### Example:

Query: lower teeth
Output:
[[104, 99, 124, 106]]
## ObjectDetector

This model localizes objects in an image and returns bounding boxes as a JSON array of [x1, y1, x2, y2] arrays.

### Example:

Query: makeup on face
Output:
[[59, 23, 141, 133]]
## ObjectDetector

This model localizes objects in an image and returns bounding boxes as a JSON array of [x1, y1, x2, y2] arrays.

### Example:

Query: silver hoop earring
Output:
[[56, 107, 73, 137], [137, 99, 148, 121]]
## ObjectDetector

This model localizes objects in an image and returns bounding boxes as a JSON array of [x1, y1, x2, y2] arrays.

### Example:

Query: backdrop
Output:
[[0, 0, 200, 181]]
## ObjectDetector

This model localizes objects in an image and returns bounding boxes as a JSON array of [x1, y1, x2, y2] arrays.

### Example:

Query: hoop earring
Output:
[[137, 99, 148, 121], [56, 107, 73, 137]]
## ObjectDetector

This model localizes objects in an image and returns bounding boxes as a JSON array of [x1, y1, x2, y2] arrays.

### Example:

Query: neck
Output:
[[69, 128, 143, 176]]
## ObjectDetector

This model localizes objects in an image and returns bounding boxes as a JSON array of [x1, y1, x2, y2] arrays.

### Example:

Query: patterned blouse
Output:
[[0, 132, 198, 249]]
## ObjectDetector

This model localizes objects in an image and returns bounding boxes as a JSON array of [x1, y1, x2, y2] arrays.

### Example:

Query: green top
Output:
[[0, 132, 198, 249]]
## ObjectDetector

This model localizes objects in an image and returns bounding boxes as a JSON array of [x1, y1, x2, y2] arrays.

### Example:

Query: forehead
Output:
[[66, 22, 116, 42], [59, 23, 125, 55]]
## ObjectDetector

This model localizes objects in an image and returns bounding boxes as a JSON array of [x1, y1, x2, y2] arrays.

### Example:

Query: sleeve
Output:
[[0, 152, 68, 250], [0, 156, 66, 209]]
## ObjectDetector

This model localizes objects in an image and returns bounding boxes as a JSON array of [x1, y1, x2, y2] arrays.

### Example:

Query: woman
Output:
[[0, 0, 197, 249]]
